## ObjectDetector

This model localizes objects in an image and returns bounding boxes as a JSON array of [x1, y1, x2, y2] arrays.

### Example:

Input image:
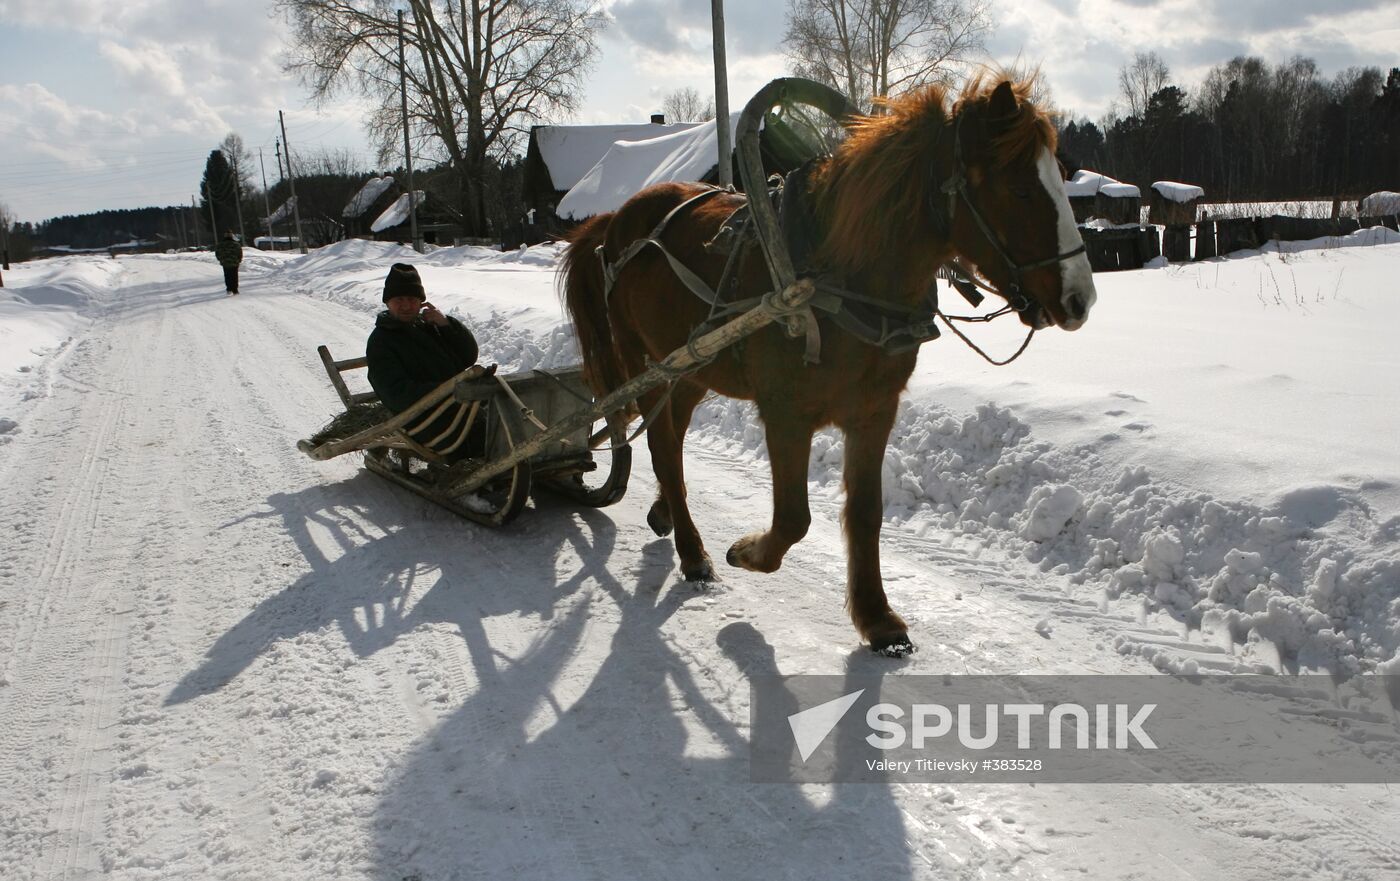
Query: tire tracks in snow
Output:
[[0, 314, 138, 880]]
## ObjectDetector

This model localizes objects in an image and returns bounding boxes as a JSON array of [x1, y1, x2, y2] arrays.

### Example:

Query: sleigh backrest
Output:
[[317, 345, 380, 409]]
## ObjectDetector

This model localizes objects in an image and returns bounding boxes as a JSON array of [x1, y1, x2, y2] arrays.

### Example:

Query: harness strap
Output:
[[599, 187, 729, 307]]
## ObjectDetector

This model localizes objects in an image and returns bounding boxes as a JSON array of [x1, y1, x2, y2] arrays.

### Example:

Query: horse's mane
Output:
[[813, 72, 1056, 274], [954, 71, 1059, 169]]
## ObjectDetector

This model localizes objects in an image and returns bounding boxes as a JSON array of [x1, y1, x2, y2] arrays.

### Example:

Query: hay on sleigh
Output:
[[303, 401, 393, 449]]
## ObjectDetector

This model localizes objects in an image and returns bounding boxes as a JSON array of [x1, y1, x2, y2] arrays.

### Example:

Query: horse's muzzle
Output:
[[1057, 288, 1094, 331]]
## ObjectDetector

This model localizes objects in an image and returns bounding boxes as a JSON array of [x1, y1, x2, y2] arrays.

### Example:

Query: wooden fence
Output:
[[1078, 212, 1398, 272]]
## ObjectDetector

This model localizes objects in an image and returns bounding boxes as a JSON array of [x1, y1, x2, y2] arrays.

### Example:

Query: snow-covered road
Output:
[[2, 250, 1399, 880]]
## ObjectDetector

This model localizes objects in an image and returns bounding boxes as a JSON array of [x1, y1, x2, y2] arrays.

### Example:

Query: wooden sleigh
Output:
[[297, 346, 632, 527]]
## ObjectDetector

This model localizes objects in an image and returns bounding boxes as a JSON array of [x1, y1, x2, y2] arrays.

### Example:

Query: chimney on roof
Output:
[[650, 113, 665, 124]]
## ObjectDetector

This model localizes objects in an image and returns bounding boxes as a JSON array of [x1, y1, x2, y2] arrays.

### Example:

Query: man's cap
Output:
[[383, 262, 425, 303]]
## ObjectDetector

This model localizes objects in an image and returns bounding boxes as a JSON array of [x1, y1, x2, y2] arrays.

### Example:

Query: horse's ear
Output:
[[989, 80, 1018, 120]]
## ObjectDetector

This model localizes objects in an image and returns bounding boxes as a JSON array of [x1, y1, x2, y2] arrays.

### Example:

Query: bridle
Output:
[[934, 115, 1086, 318]]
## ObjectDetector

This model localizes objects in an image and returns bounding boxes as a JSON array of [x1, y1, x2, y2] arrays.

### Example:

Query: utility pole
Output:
[[397, 9, 422, 252], [711, 0, 732, 188], [230, 151, 247, 242], [273, 138, 286, 243], [191, 196, 202, 246], [278, 110, 308, 254], [258, 148, 275, 248], [1, 209, 10, 272]]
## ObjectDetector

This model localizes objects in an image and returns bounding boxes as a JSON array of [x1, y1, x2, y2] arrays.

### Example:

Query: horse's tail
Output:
[[559, 213, 627, 396]]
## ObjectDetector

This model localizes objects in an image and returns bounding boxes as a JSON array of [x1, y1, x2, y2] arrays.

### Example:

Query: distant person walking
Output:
[[215, 230, 243, 296]]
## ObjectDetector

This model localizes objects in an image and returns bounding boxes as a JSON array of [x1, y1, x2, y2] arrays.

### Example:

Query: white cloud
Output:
[[99, 39, 189, 98]]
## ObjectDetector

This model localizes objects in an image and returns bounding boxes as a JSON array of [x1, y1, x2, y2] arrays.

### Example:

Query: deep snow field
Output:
[[1, 230, 1399, 880]]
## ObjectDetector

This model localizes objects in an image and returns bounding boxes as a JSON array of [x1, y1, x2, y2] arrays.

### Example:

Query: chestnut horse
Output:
[[560, 75, 1096, 654]]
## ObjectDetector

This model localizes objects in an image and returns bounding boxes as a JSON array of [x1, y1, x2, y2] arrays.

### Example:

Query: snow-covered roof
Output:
[[1064, 170, 1116, 197], [1100, 182, 1141, 199], [1361, 191, 1400, 216], [371, 191, 425, 233], [534, 123, 701, 192], [266, 196, 297, 225], [1065, 170, 1141, 200], [557, 114, 740, 220], [342, 175, 396, 219], [1151, 181, 1204, 203]]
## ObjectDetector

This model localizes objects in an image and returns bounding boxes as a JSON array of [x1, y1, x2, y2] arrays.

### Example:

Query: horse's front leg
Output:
[[644, 382, 707, 539], [642, 386, 714, 582], [840, 404, 912, 655], [727, 412, 813, 573]]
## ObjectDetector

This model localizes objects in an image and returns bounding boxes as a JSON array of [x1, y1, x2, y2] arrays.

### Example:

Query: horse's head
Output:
[[945, 76, 1096, 331]]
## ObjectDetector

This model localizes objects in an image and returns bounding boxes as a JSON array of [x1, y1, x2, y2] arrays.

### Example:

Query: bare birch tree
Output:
[[277, 0, 604, 235], [661, 87, 716, 123], [1118, 51, 1171, 120], [782, 0, 991, 109]]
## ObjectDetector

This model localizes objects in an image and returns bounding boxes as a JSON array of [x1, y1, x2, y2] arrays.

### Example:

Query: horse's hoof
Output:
[[726, 533, 780, 573], [870, 633, 916, 657], [683, 556, 717, 583], [647, 504, 673, 537]]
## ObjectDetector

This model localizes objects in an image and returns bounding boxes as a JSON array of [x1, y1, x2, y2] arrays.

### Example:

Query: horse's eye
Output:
[[1012, 187, 1031, 200]]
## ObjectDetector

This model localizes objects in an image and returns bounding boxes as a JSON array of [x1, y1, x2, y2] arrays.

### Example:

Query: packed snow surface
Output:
[[2, 234, 1399, 879]]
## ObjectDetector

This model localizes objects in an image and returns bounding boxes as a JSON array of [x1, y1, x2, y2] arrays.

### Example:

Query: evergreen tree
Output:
[[199, 149, 239, 238]]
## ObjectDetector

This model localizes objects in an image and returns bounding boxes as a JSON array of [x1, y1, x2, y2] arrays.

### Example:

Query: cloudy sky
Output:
[[1, 0, 1396, 224]]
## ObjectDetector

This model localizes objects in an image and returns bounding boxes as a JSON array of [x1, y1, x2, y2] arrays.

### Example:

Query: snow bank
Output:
[[0, 258, 129, 440]]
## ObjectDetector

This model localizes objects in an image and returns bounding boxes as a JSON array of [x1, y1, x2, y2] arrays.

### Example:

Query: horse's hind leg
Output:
[[645, 381, 706, 538], [727, 411, 813, 573], [641, 382, 713, 581], [839, 403, 912, 655]]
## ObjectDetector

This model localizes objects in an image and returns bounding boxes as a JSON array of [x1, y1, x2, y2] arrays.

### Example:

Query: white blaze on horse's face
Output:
[[1035, 148, 1096, 330]]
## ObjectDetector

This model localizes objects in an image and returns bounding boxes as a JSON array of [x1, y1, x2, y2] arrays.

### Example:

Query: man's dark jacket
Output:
[[366, 311, 481, 455], [215, 238, 243, 267]]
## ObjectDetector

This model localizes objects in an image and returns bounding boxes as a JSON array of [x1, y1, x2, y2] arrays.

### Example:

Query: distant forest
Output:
[[1059, 55, 1400, 201]]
